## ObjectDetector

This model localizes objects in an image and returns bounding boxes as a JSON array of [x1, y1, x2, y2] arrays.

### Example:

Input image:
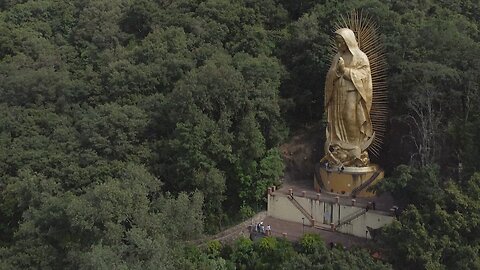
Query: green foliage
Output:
[[229, 237, 256, 270], [239, 203, 255, 219], [237, 148, 284, 208], [226, 235, 391, 270], [0, 178, 205, 268], [0, 0, 288, 267], [376, 164, 444, 208], [206, 240, 222, 258], [299, 233, 327, 255], [180, 245, 234, 270], [0, 0, 479, 268], [379, 206, 441, 269], [378, 168, 480, 269]]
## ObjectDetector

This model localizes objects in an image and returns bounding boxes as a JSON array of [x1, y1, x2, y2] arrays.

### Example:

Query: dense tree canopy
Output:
[[0, 0, 479, 268]]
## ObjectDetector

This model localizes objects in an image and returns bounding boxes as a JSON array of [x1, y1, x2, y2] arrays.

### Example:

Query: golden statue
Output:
[[315, 11, 388, 197], [322, 28, 374, 167]]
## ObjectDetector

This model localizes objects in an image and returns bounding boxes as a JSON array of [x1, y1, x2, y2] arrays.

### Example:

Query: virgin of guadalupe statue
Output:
[[322, 28, 374, 167]]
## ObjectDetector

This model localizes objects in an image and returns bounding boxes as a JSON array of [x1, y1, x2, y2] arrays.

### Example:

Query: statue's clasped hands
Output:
[[337, 57, 345, 75]]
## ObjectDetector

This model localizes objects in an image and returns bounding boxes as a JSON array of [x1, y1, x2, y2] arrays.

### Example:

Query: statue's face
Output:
[[335, 35, 348, 53]]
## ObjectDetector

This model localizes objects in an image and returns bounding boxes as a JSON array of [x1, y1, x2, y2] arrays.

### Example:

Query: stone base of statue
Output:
[[314, 163, 384, 198]]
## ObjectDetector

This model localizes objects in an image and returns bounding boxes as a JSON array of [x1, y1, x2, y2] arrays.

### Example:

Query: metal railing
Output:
[[337, 208, 367, 227], [287, 195, 314, 226], [351, 170, 381, 197]]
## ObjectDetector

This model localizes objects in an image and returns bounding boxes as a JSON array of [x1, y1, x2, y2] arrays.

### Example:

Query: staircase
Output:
[[337, 208, 367, 228], [287, 195, 315, 226], [351, 170, 381, 197]]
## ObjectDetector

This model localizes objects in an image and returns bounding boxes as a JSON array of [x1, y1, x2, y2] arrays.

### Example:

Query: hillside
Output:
[[0, 0, 479, 269]]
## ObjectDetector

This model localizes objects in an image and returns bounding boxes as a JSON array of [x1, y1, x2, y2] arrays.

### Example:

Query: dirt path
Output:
[[279, 123, 323, 190]]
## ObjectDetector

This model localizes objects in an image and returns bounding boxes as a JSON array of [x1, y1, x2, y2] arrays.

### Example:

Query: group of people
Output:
[[254, 221, 272, 236]]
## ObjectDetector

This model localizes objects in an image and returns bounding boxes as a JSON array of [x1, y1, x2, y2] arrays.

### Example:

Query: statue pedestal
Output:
[[314, 164, 384, 198]]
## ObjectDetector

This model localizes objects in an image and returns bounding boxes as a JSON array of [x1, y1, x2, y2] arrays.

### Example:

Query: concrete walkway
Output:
[[193, 213, 371, 250]]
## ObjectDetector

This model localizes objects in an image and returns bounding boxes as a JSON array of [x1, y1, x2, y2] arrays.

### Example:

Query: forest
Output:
[[0, 0, 479, 269]]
